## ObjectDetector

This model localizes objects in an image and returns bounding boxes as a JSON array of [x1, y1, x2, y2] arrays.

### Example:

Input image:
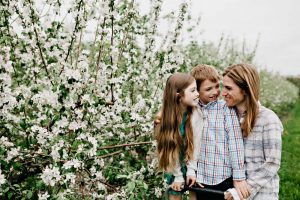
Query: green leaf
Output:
[[116, 174, 128, 179], [36, 180, 44, 188], [3, 187, 9, 193], [127, 181, 135, 192], [8, 192, 13, 199], [27, 191, 33, 199], [143, 182, 148, 190]]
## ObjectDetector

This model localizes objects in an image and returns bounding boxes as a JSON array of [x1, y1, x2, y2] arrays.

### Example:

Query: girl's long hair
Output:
[[223, 64, 260, 137], [155, 73, 195, 172]]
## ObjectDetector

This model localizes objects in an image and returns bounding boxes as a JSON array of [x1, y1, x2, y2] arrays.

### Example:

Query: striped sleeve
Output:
[[224, 106, 246, 180]]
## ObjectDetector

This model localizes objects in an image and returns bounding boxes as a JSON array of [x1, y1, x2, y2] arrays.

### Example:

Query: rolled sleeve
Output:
[[225, 106, 246, 181]]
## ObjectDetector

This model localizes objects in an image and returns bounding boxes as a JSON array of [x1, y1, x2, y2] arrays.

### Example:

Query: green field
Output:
[[279, 99, 300, 200]]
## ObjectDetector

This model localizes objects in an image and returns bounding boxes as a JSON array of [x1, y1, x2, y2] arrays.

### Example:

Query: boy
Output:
[[190, 64, 249, 199]]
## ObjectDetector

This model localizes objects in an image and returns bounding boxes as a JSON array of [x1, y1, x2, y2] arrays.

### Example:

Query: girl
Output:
[[222, 64, 283, 200], [155, 73, 200, 200]]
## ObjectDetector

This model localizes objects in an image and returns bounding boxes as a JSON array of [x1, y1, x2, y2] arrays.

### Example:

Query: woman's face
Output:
[[221, 75, 245, 107]]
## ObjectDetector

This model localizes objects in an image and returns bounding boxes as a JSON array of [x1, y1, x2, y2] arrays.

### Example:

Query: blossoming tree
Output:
[[0, 0, 298, 199], [0, 0, 196, 199]]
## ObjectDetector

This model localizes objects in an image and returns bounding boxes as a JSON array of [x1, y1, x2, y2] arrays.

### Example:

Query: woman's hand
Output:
[[233, 180, 250, 199]]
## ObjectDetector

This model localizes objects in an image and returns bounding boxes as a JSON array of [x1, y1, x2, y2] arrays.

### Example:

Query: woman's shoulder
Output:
[[257, 106, 283, 129], [258, 106, 279, 120]]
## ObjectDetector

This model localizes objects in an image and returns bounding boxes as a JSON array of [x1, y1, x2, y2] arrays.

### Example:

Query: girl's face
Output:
[[221, 75, 245, 107], [198, 79, 220, 105], [181, 80, 199, 108]]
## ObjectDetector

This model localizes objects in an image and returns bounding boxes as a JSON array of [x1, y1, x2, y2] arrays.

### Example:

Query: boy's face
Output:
[[198, 79, 220, 105]]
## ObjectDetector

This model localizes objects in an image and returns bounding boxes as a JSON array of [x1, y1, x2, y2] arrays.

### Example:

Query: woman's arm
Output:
[[246, 111, 283, 199]]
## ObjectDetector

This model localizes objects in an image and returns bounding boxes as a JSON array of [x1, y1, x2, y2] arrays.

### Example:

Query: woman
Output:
[[221, 63, 283, 200]]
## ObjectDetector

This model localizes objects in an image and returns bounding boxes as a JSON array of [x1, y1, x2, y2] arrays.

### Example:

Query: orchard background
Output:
[[0, 0, 299, 199]]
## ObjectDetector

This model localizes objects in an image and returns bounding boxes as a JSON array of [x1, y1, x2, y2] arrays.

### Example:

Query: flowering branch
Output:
[[60, 0, 84, 75], [94, 17, 106, 83], [98, 150, 123, 159], [98, 141, 153, 150]]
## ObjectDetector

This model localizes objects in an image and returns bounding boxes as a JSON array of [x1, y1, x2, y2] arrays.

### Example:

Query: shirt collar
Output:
[[198, 100, 218, 108]]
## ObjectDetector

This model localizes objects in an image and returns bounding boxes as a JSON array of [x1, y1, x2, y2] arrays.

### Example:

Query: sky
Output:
[[142, 0, 300, 76]]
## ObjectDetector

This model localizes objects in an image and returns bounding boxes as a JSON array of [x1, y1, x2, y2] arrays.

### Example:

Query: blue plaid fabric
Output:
[[196, 100, 245, 185]]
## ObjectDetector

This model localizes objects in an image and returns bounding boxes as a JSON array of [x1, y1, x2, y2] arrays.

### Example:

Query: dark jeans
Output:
[[195, 177, 233, 200]]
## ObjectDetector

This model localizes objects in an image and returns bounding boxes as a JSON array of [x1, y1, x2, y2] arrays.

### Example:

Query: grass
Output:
[[279, 99, 300, 200]]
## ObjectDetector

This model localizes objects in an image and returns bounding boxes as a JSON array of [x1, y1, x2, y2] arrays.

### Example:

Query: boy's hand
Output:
[[154, 110, 162, 125], [186, 176, 196, 187], [233, 180, 250, 199], [171, 182, 183, 191]]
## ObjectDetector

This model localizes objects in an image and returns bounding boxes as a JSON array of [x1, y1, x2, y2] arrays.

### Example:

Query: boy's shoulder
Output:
[[209, 100, 237, 115], [214, 99, 228, 109]]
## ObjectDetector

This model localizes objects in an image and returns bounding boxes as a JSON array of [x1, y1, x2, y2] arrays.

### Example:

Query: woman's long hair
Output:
[[223, 64, 260, 137], [155, 73, 195, 172]]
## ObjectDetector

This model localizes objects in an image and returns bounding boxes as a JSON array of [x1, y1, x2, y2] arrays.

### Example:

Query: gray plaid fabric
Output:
[[244, 106, 283, 200]]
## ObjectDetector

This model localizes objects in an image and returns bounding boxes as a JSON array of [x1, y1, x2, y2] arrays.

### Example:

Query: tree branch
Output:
[[59, 0, 84, 75], [98, 150, 123, 159], [98, 141, 152, 150]]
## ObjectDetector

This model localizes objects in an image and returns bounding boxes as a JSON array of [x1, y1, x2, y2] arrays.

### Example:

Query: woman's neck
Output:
[[236, 103, 247, 118]]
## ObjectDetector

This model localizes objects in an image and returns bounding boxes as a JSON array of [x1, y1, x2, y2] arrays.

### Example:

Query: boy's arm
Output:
[[224, 106, 245, 180]]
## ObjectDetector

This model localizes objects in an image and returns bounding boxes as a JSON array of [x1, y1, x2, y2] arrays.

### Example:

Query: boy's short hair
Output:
[[190, 64, 220, 91]]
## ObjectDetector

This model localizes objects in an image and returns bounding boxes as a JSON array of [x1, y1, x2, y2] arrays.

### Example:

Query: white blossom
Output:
[[64, 68, 81, 81], [41, 165, 61, 186], [65, 173, 76, 184], [63, 159, 82, 170], [6, 147, 20, 162], [32, 90, 59, 107], [38, 192, 50, 200], [0, 169, 6, 186], [0, 136, 14, 147]]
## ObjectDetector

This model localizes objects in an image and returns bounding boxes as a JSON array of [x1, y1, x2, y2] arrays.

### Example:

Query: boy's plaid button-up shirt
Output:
[[196, 100, 245, 185]]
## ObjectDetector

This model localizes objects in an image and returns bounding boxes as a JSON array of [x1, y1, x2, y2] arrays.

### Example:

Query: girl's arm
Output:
[[173, 162, 185, 183], [186, 107, 203, 181]]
